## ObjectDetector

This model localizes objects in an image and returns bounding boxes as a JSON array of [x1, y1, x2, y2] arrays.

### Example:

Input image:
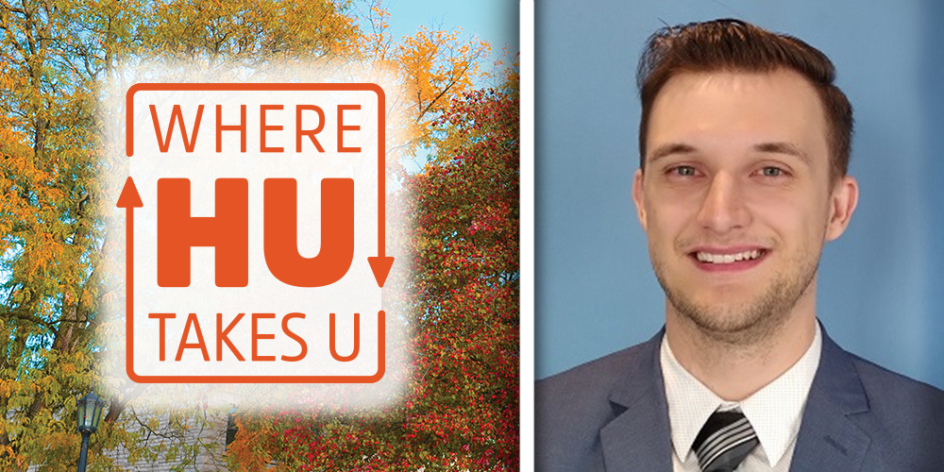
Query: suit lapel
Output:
[[600, 332, 673, 472], [790, 327, 871, 472], [596, 326, 874, 472]]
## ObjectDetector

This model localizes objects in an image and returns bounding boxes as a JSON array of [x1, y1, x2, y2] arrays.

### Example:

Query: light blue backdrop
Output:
[[535, 0, 944, 390]]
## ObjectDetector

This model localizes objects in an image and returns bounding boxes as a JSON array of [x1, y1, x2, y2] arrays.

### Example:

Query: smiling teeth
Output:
[[696, 250, 762, 264]]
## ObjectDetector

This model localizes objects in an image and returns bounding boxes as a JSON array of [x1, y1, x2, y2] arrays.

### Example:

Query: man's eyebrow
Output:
[[648, 143, 697, 163], [754, 142, 811, 165], [647, 142, 813, 165]]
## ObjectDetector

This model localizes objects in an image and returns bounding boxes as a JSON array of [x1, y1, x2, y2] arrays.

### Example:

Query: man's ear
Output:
[[632, 169, 648, 232], [825, 175, 859, 241]]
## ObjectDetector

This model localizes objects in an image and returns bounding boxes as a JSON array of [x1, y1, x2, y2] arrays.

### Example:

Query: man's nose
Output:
[[696, 173, 751, 233]]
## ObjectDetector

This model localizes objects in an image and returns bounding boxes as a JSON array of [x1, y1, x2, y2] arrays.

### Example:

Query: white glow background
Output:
[[101, 64, 411, 411]]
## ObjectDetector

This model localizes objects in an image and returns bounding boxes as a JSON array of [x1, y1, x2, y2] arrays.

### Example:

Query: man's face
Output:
[[633, 69, 857, 341]]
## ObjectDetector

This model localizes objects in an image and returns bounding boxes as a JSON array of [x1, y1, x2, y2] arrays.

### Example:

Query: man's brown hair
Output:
[[637, 19, 853, 182]]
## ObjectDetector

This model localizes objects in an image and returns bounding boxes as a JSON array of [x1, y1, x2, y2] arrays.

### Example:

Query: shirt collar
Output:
[[660, 324, 822, 467]]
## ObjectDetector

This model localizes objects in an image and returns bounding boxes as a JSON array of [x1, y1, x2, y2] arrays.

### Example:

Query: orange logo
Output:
[[118, 83, 391, 383]]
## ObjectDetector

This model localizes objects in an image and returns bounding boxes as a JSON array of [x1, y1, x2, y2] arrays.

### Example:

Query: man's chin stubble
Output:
[[668, 286, 794, 346], [655, 262, 820, 347]]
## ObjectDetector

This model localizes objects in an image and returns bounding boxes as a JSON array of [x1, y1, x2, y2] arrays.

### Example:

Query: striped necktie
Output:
[[692, 410, 759, 472]]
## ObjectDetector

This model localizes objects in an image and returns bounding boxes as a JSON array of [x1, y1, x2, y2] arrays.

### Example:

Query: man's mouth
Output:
[[693, 249, 765, 265]]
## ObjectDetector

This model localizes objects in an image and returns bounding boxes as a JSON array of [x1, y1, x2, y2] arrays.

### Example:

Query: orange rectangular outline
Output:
[[124, 83, 386, 384]]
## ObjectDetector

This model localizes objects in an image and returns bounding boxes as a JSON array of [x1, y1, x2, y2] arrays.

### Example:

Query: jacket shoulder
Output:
[[536, 341, 657, 472], [847, 353, 944, 467], [849, 353, 944, 424], [538, 342, 652, 401]]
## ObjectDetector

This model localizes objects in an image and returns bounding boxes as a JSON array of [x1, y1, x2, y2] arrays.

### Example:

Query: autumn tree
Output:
[[396, 76, 519, 472], [227, 71, 520, 471], [0, 0, 126, 468], [0, 0, 490, 470], [391, 26, 490, 155]]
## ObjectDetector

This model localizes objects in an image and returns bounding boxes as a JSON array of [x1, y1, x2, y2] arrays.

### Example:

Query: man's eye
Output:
[[672, 166, 697, 177], [760, 167, 783, 177]]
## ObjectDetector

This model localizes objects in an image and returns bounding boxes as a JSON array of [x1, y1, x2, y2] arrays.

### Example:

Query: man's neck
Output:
[[663, 295, 818, 402]]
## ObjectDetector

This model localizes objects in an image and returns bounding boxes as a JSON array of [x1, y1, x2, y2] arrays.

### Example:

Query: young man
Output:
[[536, 19, 944, 472]]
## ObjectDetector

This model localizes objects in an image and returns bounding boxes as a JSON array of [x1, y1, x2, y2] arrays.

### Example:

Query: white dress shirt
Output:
[[660, 324, 822, 472]]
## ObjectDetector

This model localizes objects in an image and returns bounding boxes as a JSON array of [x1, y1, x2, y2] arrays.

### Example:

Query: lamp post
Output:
[[76, 391, 105, 472]]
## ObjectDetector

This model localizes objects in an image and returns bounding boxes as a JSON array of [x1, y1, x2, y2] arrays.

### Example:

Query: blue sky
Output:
[[357, 0, 519, 171], [382, 0, 519, 68]]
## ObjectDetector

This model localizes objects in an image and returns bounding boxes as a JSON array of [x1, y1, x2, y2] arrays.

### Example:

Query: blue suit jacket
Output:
[[536, 327, 944, 471]]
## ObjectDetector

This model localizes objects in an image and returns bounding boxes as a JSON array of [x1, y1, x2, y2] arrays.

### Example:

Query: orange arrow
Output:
[[117, 176, 143, 208], [368, 94, 394, 288], [368, 256, 394, 288], [116, 177, 142, 378]]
